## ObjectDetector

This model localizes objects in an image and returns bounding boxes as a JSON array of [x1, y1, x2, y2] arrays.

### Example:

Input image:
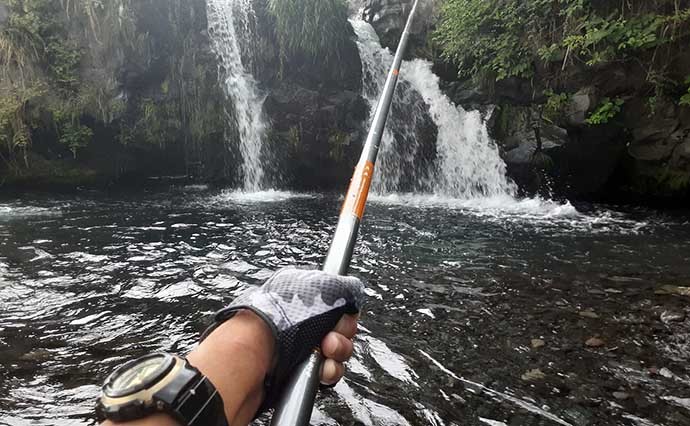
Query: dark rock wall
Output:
[[248, 0, 367, 189], [1, 0, 368, 190]]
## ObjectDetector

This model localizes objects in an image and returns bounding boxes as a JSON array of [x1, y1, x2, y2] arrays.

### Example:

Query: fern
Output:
[[586, 98, 625, 125]]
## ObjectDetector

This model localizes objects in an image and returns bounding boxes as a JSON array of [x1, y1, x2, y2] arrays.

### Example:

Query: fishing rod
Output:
[[270, 1, 421, 424]]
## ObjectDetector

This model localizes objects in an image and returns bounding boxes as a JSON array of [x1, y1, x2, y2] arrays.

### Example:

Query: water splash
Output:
[[209, 190, 315, 204], [352, 19, 432, 194], [403, 60, 516, 198], [206, 0, 267, 191], [351, 18, 516, 199]]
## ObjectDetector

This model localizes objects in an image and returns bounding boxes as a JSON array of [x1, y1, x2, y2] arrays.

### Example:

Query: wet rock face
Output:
[[246, 0, 367, 189], [0, 3, 8, 27], [627, 98, 682, 162], [565, 88, 597, 128], [490, 103, 631, 198], [362, 0, 434, 54]]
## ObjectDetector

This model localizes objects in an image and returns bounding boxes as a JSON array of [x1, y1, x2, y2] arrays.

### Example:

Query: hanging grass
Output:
[[267, 0, 352, 77]]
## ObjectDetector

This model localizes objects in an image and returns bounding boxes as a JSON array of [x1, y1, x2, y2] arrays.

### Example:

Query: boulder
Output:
[[503, 124, 568, 166], [565, 87, 597, 127], [495, 78, 536, 105], [445, 80, 490, 106], [671, 136, 690, 169], [628, 125, 683, 161], [627, 98, 681, 162], [362, 0, 433, 53]]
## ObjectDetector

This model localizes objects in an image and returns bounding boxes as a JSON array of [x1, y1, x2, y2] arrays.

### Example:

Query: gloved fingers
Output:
[[320, 359, 345, 386], [333, 314, 359, 339], [322, 331, 354, 363]]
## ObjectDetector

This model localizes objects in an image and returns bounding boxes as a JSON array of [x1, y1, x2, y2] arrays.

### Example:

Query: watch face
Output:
[[105, 353, 175, 398]]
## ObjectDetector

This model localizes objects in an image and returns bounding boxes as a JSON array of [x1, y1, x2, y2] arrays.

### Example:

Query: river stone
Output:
[[613, 391, 631, 400], [579, 310, 600, 319], [521, 369, 546, 381], [531, 338, 546, 349], [585, 337, 605, 348], [659, 367, 674, 378], [656, 285, 690, 296]]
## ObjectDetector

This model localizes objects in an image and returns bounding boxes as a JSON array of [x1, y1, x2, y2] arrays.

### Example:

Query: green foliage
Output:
[[267, 0, 351, 77], [680, 76, 690, 107], [328, 130, 349, 161], [129, 98, 182, 147], [0, 84, 45, 153], [287, 126, 301, 149], [435, 0, 690, 86], [434, 0, 534, 81], [45, 38, 82, 91], [586, 97, 624, 125], [58, 121, 93, 158], [560, 12, 685, 66], [543, 90, 571, 123]]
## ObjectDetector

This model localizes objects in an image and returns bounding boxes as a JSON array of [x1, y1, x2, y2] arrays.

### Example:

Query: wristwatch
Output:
[[96, 353, 227, 425]]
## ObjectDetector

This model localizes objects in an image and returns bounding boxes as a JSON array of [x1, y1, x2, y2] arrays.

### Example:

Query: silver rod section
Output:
[[270, 2, 420, 425], [358, 0, 419, 166]]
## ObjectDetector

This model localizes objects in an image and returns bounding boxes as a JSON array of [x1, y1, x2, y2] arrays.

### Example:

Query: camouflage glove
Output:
[[203, 268, 365, 411]]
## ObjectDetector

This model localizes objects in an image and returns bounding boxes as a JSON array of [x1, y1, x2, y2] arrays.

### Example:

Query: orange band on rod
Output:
[[341, 161, 374, 219], [392, 69, 399, 76]]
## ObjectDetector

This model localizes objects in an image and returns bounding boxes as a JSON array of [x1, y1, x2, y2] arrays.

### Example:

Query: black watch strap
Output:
[[96, 355, 228, 426], [174, 371, 227, 426]]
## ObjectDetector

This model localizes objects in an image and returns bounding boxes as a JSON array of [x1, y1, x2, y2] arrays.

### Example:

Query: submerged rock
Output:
[[655, 285, 690, 296], [585, 337, 606, 348], [531, 339, 546, 349], [521, 368, 546, 381], [613, 391, 631, 400]]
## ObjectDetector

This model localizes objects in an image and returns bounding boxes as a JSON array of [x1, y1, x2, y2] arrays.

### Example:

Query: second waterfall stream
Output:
[[351, 17, 517, 199]]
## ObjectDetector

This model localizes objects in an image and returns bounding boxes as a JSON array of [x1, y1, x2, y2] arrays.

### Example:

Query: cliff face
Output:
[[0, 0, 366, 189], [366, 0, 690, 204], [248, 0, 367, 190], [0, 0, 228, 186]]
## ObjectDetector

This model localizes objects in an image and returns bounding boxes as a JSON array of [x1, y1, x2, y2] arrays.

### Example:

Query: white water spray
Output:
[[351, 18, 516, 199], [206, 0, 267, 191], [352, 19, 429, 194], [404, 60, 517, 198]]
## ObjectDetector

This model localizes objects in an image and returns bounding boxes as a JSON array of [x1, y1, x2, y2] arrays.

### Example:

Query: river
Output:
[[1, 188, 690, 426]]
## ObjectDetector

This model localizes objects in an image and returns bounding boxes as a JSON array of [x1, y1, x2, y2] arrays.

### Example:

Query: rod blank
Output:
[[270, 2, 421, 425]]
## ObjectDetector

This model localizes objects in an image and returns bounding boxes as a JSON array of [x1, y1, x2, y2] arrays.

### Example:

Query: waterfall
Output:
[[351, 18, 517, 199], [353, 19, 431, 194], [206, 0, 267, 191]]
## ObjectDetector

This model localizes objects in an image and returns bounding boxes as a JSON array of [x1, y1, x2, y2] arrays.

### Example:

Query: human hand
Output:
[[320, 313, 359, 385], [204, 268, 365, 411]]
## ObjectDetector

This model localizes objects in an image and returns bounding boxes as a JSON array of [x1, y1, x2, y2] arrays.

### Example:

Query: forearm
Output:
[[102, 311, 273, 426]]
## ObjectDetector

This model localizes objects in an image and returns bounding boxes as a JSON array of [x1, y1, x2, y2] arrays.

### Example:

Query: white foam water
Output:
[[403, 59, 517, 198], [348, 16, 626, 225], [352, 18, 430, 194], [211, 190, 315, 204], [206, 0, 267, 191]]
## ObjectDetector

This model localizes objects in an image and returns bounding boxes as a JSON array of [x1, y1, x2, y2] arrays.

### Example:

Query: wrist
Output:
[[187, 310, 274, 424]]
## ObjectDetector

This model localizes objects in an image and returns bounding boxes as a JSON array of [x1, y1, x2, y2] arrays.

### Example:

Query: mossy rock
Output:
[[1, 156, 104, 189]]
